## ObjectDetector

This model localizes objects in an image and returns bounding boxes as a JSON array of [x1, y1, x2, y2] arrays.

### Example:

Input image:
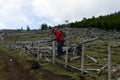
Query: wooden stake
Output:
[[108, 46, 111, 80], [52, 41, 56, 64], [81, 44, 85, 73], [65, 42, 68, 68]]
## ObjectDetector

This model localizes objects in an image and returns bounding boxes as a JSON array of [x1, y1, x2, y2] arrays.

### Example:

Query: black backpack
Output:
[[60, 30, 66, 37], [31, 61, 40, 69]]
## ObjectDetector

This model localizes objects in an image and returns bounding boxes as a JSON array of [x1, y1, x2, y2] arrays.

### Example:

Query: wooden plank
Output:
[[98, 64, 108, 75], [68, 37, 98, 51], [56, 60, 100, 73], [86, 55, 98, 63], [70, 56, 80, 61]]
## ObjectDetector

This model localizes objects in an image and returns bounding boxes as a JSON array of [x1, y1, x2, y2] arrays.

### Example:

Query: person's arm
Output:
[[47, 38, 56, 42]]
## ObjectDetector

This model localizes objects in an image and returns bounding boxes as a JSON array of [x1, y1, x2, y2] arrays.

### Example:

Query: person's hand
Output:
[[52, 38, 56, 41], [47, 38, 55, 42]]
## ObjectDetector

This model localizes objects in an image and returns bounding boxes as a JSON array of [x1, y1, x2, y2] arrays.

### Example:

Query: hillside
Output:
[[56, 11, 120, 31], [0, 28, 120, 80]]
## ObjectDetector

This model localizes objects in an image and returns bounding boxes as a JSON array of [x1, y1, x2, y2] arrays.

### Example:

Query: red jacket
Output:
[[54, 29, 65, 42]]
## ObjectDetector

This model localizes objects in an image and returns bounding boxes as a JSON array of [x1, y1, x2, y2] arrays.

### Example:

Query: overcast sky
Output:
[[0, 0, 120, 29]]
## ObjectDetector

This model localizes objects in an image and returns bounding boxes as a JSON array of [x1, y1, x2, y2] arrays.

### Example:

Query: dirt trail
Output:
[[0, 50, 71, 80], [0, 51, 36, 80]]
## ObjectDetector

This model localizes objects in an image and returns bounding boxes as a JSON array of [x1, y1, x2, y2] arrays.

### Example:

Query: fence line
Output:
[[2, 39, 116, 80]]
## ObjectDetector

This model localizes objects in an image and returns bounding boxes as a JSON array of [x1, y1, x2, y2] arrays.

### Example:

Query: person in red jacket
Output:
[[52, 28, 65, 56]]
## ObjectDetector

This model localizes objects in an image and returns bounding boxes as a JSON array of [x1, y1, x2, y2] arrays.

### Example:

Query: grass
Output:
[[0, 44, 119, 80], [0, 47, 87, 80], [1, 29, 120, 80]]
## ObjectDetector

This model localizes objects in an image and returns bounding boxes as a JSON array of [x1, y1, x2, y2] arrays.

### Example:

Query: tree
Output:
[[41, 23, 48, 30], [48, 26, 52, 29], [21, 27, 23, 31], [53, 11, 120, 31], [26, 25, 30, 31]]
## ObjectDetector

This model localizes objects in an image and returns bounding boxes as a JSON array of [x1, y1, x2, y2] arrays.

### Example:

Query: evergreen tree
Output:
[[41, 23, 48, 30], [27, 25, 30, 31]]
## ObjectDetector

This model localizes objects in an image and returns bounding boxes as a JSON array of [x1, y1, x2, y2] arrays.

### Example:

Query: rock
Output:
[[9, 59, 13, 62]]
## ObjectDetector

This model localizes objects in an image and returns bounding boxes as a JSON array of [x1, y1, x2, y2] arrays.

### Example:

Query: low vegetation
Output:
[[0, 27, 120, 80]]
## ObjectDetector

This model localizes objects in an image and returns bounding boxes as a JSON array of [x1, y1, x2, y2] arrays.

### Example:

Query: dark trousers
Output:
[[57, 40, 64, 55]]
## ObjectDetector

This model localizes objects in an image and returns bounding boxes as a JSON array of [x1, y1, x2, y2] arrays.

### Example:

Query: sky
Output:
[[0, 0, 120, 30]]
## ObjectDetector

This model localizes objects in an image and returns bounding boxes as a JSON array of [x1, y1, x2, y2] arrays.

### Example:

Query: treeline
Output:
[[56, 11, 120, 31]]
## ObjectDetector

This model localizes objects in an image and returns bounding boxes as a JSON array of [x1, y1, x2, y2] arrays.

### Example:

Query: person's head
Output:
[[52, 29, 55, 33], [52, 28, 59, 33]]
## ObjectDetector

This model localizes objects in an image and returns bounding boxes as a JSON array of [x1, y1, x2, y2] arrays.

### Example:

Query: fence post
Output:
[[81, 44, 85, 73], [108, 46, 111, 80], [65, 42, 68, 68], [52, 40, 56, 64], [44, 39, 47, 58], [73, 45, 76, 56]]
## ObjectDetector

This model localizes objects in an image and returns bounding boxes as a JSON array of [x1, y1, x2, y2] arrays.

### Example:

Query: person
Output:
[[52, 28, 65, 56]]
